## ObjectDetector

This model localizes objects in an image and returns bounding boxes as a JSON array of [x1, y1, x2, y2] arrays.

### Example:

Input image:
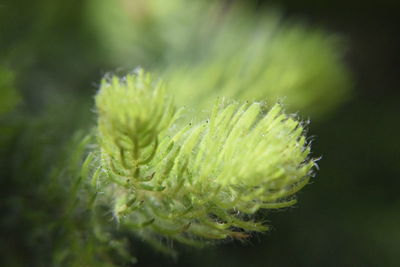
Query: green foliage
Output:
[[89, 70, 314, 256], [0, 66, 20, 115], [1, 1, 351, 265], [0, 94, 136, 266], [164, 22, 351, 117], [3, 0, 399, 266], [86, 0, 351, 117]]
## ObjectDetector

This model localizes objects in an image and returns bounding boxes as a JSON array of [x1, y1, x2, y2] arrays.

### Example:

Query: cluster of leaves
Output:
[[87, 69, 315, 257], [0, 0, 351, 265]]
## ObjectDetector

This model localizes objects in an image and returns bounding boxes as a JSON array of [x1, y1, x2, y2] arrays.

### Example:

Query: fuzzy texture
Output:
[[90, 69, 314, 255]]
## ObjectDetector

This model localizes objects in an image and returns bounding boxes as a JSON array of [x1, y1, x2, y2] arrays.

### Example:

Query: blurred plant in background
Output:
[[87, 0, 351, 117], [0, 67, 20, 116], [0, 0, 359, 266]]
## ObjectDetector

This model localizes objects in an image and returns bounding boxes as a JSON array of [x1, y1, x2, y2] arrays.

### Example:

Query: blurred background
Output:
[[1, 0, 399, 266]]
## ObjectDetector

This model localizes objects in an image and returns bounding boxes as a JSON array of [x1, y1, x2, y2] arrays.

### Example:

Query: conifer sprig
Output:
[[90, 69, 315, 254]]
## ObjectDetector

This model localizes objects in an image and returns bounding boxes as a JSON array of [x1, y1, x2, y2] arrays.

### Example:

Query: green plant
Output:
[[1, 1, 352, 265], [87, 0, 351, 117], [84, 69, 315, 257]]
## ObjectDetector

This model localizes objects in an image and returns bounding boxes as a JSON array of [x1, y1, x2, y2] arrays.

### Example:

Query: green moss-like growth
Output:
[[89, 69, 314, 255]]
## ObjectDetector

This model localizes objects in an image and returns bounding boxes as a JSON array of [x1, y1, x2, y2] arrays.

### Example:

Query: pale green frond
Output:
[[89, 71, 314, 255]]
